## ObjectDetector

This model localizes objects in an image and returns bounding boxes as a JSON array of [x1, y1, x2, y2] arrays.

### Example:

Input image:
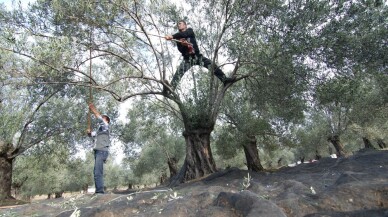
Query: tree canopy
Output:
[[0, 0, 386, 199]]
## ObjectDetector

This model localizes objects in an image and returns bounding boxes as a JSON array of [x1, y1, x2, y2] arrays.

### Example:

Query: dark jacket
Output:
[[172, 28, 201, 60]]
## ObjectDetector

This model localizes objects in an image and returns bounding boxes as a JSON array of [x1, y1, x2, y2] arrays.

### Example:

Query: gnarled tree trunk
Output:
[[0, 157, 13, 200], [54, 192, 63, 198], [169, 128, 217, 187], [183, 129, 217, 180], [0, 141, 15, 201], [377, 139, 387, 149], [242, 135, 264, 172], [12, 176, 28, 199], [362, 137, 375, 149], [167, 157, 178, 177], [328, 135, 347, 157]]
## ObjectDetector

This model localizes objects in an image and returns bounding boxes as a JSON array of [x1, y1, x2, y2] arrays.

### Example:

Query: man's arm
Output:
[[88, 102, 109, 126], [89, 102, 102, 119], [165, 28, 195, 40], [172, 28, 194, 39]]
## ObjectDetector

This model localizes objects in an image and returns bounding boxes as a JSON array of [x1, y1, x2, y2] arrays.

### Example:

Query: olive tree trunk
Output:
[[169, 129, 217, 187], [242, 136, 264, 171], [183, 129, 217, 180], [0, 155, 14, 201], [377, 139, 387, 149], [167, 157, 178, 177], [328, 135, 347, 157], [362, 137, 375, 149], [0, 141, 17, 201]]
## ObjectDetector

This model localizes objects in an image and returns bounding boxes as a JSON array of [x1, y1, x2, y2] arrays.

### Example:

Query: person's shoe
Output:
[[93, 192, 104, 196]]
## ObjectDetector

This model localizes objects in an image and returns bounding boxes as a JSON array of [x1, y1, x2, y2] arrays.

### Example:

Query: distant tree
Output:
[[104, 161, 123, 191], [119, 101, 185, 184], [307, 1, 387, 156], [12, 144, 91, 199], [0, 1, 123, 201], [348, 74, 388, 149]]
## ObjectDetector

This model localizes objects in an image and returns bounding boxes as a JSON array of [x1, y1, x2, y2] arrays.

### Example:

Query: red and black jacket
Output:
[[173, 28, 201, 60]]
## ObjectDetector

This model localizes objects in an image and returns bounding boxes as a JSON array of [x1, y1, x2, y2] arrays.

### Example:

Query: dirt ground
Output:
[[1, 148, 388, 217]]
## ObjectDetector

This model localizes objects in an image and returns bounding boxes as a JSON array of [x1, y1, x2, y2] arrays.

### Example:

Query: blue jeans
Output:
[[94, 150, 109, 193]]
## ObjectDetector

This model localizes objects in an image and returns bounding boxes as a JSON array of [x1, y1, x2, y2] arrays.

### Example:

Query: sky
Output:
[[0, 0, 35, 10]]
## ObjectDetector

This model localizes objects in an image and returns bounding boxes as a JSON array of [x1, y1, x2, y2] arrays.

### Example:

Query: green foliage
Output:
[[12, 144, 91, 198], [12, 145, 137, 197], [0, 97, 26, 144], [316, 76, 361, 106], [128, 129, 184, 183], [213, 126, 244, 160], [213, 148, 246, 170], [314, 0, 388, 73], [1, 0, 387, 190], [104, 160, 126, 190], [119, 99, 185, 183]]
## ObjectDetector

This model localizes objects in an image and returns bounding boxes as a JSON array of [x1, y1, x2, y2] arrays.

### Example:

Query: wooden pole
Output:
[[87, 29, 93, 131]]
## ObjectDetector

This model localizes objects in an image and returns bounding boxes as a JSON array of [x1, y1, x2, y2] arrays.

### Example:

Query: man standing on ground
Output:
[[87, 102, 111, 194], [164, 20, 235, 93]]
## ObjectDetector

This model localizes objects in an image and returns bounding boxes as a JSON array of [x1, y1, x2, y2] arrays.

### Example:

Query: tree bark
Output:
[[328, 135, 347, 157], [160, 173, 167, 184], [0, 156, 14, 201], [167, 157, 178, 177], [377, 139, 386, 149], [362, 137, 375, 149], [242, 136, 264, 172], [183, 129, 217, 180], [82, 184, 88, 193], [169, 129, 217, 187], [315, 150, 322, 160], [0, 142, 15, 201], [54, 192, 63, 198], [12, 176, 27, 199]]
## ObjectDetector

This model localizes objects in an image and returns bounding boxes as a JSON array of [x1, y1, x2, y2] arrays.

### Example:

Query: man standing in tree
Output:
[[87, 102, 111, 194], [164, 20, 235, 93]]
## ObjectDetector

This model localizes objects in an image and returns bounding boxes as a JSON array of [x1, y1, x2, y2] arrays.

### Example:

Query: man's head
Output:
[[102, 114, 111, 124], [177, 20, 187, 32]]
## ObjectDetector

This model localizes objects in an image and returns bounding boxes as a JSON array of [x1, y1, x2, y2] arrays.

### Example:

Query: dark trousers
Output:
[[170, 55, 226, 89]]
